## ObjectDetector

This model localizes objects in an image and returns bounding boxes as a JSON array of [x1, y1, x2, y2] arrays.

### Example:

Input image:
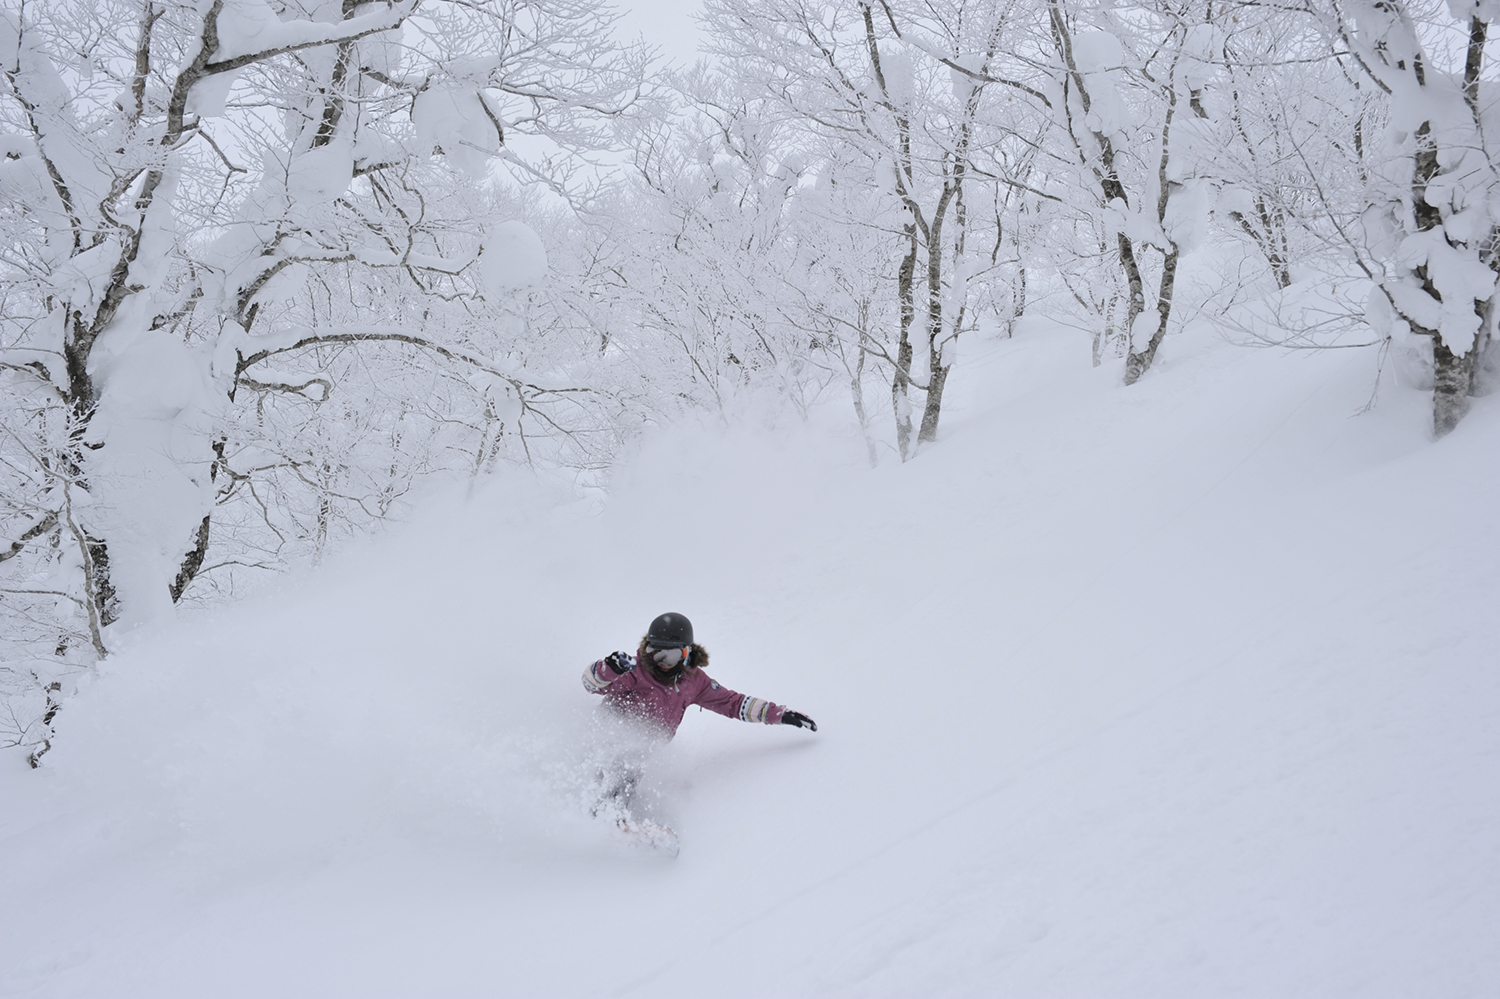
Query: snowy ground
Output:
[[3, 322, 1497, 997]]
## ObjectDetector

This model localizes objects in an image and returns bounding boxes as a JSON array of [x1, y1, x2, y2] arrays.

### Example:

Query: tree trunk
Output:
[[918, 360, 949, 442], [1408, 120, 1484, 438], [1433, 340, 1475, 437], [1124, 248, 1180, 385], [853, 302, 878, 467], [1115, 232, 1148, 381], [1429, 17, 1490, 438], [917, 262, 951, 445], [918, 233, 948, 443], [919, 166, 965, 444], [1008, 266, 1026, 338], [169, 516, 213, 603], [892, 221, 918, 460]]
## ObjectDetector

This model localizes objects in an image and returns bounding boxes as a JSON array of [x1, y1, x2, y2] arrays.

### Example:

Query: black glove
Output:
[[603, 652, 633, 676], [781, 710, 817, 732]]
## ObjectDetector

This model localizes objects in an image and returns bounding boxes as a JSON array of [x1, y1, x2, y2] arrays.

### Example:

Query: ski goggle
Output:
[[649, 645, 687, 668]]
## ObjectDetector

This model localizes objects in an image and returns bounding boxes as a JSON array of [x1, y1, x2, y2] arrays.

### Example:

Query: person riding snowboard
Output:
[[581, 612, 816, 845], [582, 611, 817, 737]]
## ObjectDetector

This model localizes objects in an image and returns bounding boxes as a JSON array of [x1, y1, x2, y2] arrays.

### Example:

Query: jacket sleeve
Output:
[[693, 673, 785, 725], [582, 653, 636, 695]]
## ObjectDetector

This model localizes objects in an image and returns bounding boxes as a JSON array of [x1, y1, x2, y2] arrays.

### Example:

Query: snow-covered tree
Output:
[[614, 73, 822, 417], [0, 0, 644, 761], [702, 0, 1037, 458], [1334, 0, 1500, 435], [1041, 0, 1226, 385]]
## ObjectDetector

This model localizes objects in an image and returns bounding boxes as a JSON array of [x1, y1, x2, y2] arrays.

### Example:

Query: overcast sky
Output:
[[614, 0, 711, 67]]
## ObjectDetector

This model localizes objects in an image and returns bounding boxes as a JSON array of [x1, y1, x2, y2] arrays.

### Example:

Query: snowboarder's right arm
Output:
[[582, 652, 636, 695]]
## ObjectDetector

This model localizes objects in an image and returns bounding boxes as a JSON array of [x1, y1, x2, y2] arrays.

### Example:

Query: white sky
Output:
[[613, 0, 711, 67]]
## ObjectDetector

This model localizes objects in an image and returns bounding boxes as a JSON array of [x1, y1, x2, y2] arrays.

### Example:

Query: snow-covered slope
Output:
[[3, 324, 1497, 998]]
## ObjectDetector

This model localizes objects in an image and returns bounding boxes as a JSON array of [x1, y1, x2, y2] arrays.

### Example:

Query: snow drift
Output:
[[2, 323, 1497, 997]]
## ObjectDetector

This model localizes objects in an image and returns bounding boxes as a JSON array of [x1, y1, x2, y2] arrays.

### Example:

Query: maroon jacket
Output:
[[582, 646, 784, 737]]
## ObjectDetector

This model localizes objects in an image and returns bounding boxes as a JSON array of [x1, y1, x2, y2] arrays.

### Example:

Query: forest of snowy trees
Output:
[[2, 0, 1499, 759]]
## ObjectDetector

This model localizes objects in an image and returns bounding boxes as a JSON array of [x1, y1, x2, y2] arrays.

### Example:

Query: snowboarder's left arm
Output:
[[693, 674, 814, 729]]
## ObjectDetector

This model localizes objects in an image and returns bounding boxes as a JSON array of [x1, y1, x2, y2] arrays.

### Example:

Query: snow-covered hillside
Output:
[[3, 324, 1496, 998]]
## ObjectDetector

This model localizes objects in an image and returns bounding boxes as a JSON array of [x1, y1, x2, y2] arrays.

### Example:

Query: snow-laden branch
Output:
[[202, 0, 417, 75], [233, 327, 590, 401], [874, 0, 1053, 108]]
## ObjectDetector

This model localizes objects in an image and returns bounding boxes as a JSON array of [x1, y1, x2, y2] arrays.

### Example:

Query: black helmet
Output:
[[646, 612, 693, 648]]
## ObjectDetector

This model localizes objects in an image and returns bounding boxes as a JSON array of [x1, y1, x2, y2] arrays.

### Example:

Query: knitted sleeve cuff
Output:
[[738, 697, 783, 725]]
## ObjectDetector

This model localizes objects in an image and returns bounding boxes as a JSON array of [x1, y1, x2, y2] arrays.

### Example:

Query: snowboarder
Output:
[[581, 612, 816, 848], [583, 611, 818, 737]]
